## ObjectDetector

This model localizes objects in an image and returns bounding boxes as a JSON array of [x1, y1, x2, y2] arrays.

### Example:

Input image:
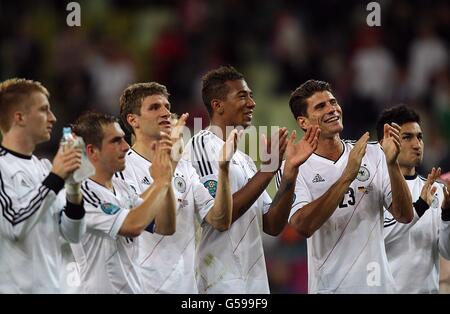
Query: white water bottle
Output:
[[61, 127, 95, 184]]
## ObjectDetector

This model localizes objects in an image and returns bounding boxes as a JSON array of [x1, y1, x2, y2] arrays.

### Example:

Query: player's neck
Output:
[[400, 165, 416, 177], [315, 135, 343, 161], [132, 139, 156, 162], [208, 121, 241, 141], [90, 171, 114, 190], [1, 133, 36, 156]]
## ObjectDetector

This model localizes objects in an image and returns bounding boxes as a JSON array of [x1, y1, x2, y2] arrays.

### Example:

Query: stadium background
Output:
[[0, 0, 449, 293]]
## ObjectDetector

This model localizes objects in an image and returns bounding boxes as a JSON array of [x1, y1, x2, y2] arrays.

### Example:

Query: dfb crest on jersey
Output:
[[204, 180, 218, 198], [101, 203, 121, 215], [174, 176, 186, 193], [357, 166, 370, 182]]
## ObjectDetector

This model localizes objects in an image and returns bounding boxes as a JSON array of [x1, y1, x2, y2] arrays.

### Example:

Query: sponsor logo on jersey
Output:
[[174, 176, 186, 193], [100, 202, 121, 215], [141, 176, 151, 185], [204, 180, 218, 198], [357, 166, 370, 182], [312, 174, 325, 183]]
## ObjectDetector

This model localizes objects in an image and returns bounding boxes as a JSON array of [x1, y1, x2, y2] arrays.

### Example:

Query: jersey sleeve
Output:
[[440, 218, 450, 260], [190, 166, 215, 222], [59, 200, 86, 243], [0, 170, 65, 241], [289, 171, 313, 222], [81, 182, 129, 239], [186, 134, 220, 185]]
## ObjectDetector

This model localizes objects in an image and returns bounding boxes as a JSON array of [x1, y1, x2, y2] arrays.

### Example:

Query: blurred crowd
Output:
[[1, 0, 448, 293]]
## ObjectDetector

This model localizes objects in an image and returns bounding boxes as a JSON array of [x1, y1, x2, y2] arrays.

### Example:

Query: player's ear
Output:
[[297, 116, 309, 130], [127, 113, 138, 130], [13, 110, 26, 127], [211, 99, 224, 115], [86, 144, 98, 161]]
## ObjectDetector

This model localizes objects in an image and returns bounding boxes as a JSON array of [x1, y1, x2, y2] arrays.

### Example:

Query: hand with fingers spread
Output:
[[150, 139, 173, 186], [170, 113, 188, 164], [51, 146, 83, 180], [219, 129, 242, 170], [442, 180, 450, 212], [420, 167, 441, 206], [285, 125, 320, 171], [382, 123, 402, 165], [343, 132, 369, 182], [260, 127, 288, 172]]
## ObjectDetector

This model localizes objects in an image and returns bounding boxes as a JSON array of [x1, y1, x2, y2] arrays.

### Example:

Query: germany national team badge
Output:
[[204, 180, 218, 197], [101, 203, 121, 215], [174, 176, 186, 193], [357, 166, 370, 182]]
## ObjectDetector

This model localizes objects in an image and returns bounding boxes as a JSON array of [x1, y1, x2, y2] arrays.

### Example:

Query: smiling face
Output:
[[298, 90, 343, 137], [219, 80, 256, 128], [397, 122, 423, 169], [22, 92, 57, 144], [96, 122, 130, 173]]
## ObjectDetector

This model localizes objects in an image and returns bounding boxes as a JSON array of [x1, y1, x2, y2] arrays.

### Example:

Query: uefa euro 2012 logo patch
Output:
[[204, 180, 218, 197], [101, 203, 121, 215]]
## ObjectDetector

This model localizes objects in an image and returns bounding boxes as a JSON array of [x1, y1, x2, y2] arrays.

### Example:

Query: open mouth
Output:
[[159, 121, 171, 127], [324, 116, 340, 123]]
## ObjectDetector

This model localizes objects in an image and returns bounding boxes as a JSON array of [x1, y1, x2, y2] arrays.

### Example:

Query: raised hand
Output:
[[51, 146, 82, 180], [420, 167, 441, 206], [442, 180, 450, 212], [260, 127, 288, 172], [218, 129, 242, 170], [343, 132, 369, 182], [170, 113, 188, 164], [150, 138, 173, 185], [382, 123, 401, 165], [285, 126, 320, 170]]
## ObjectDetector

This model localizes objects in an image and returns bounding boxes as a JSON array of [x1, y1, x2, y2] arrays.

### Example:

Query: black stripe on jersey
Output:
[[119, 172, 125, 180], [384, 220, 397, 228], [201, 136, 213, 175], [191, 136, 205, 176], [275, 169, 282, 189], [0, 171, 51, 225], [196, 135, 211, 176], [0, 149, 6, 157], [419, 175, 427, 182], [81, 182, 102, 206], [113, 173, 119, 179]]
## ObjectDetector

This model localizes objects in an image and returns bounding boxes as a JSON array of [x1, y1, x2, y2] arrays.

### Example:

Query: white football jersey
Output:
[[0, 146, 85, 293], [120, 149, 214, 293], [383, 174, 447, 293], [72, 178, 143, 294], [286, 141, 396, 293], [185, 129, 272, 294]]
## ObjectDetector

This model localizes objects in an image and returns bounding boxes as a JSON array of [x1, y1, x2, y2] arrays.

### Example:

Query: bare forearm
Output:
[[263, 167, 298, 236], [207, 167, 232, 231], [154, 186, 177, 235], [387, 162, 413, 223], [232, 170, 274, 222], [122, 182, 171, 236], [290, 176, 352, 238]]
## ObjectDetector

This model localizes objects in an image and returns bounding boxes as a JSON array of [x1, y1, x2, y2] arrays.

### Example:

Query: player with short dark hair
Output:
[[71, 111, 176, 293], [286, 79, 413, 293], [187, 66, 319, 293], [376, 104, 450, 293]]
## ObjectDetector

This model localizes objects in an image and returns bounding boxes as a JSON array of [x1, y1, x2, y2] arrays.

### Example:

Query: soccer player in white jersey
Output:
[[285, 79, 413, 293], [376, 105, 450, 293], [0, 78, 86, 293], [186, 66, 320, 294], [119, 82, 238, 293], [71, 111, 177, 293]]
